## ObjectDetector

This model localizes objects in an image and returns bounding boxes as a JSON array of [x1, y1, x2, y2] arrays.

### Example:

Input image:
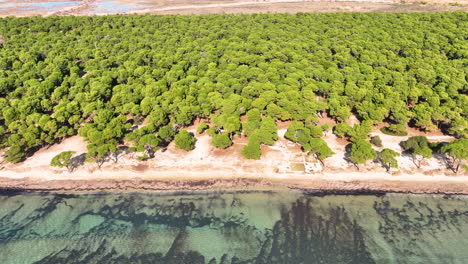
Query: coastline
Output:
[[1, 170, 468, 194], [1, 129, 466, 195]]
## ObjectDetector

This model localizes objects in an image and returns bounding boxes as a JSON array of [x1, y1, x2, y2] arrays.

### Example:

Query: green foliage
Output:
[[158, 125, 176, 144], [242, 109, 262, 137], [349, 140, 377, 169], [370, 136, 383, 147], [380, 124, 408, 136], [463, 165, 468, 173], [50, 151, 76, 172], [257, 116, 278, 145], [86, 143, 117, 168], [174, 130, 195, 151], [136, 134, 160, 157], [0, 14, 466, 163], [285, 121, 309, 145], [205, 127, 217, 137], [412, 146, 432, 168], [309, 125, 324, 138], [447, 118, 467, 138], [211, 133, 232, 149], [4, 145, 25, 163], [348, 123, 372, 143], [333, 123, 352, 138], [136, 154, 149, 161], [400, 136, 432, 168], [380, 148, 400, 172], [400, 136, 429, 152], [241, 140, 262, 160], [441, 139, 468, 173], [303, 138, 334, 165], [321, 124, 331, 135], [196, 122, 209, 134], [241, 115, 277, 158]]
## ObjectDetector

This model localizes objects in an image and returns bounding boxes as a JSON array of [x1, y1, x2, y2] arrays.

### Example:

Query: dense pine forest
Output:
[[0, 13, 466, 164]]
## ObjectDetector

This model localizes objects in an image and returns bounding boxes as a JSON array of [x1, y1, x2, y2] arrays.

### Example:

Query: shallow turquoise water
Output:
[[0, 1, 76, 9], [89, 1, 149, 14], [0, 190, 467, 264]]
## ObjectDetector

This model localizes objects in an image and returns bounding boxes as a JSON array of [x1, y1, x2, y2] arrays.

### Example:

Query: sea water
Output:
[[0, 190, 467, 264]]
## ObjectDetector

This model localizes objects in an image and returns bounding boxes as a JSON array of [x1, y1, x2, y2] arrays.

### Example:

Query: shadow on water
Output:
[[0, 192, 467, 264], [27, 196, 374, 264]]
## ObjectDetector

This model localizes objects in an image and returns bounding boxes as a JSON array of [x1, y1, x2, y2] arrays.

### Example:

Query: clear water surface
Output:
[[0, 190, 467, 264]]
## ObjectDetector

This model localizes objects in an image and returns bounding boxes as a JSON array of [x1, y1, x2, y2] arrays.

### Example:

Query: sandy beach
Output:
[[1, 120, 466, 194]]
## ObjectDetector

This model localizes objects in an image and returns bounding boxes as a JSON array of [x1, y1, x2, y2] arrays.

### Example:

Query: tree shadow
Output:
[[70, 153, 86, 172]]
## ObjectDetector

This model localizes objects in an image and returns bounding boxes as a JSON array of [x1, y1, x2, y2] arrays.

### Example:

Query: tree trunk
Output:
[[112, 152, 119, 163], [353, 162, 360, 171], [412, 155, 422, 169], [97, 158, 105, 169], [315, 154, 324, 166]]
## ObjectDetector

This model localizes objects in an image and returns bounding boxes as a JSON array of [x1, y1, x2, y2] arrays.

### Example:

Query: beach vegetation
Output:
[[241, 140, 262, 160], [379, 148, 400, 172], [370, 136, 383, 147], [174, 130, 196, 151], [211, 133, 232, 149], [333, 123, 352, 139], [400, 136, 433, 168], [196, 122, 209, 134], [4, 145, 25, 163], [441, 139, 468, 173], [86, 143, 117, 168], [349, 140, 377, 170], [380, 125, 408, 137], [303, 138, 334, 165], [50, 151, 76, 172], [136, 134, 161, 158]]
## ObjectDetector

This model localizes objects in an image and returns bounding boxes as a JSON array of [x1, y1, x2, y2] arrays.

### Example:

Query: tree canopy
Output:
[[211, 133, 232, 149], [400, 136, 433, 168], [303, 138, 334, 165], [349, 140, 377, 169], [379, 148, 400, 172], [50, 151, 76, 172], [441, 139, 468, 173], [174, 130, 196, 151], [0, 13, 466, 163]]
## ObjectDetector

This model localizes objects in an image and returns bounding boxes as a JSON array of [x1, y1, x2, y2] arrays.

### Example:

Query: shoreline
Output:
[[0, 126, 465, 196], [2, 171, 468, 195]]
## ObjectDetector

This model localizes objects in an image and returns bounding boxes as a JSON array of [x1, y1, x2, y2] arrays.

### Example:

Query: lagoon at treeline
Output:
[[0, 190, 467, 264]]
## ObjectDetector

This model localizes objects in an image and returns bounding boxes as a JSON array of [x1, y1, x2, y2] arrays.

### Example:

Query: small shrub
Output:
[[174, 130, 196, 151], [211, 133, 232, 149], [370, 136, 383, 147], [136, 154, 149, 161]]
